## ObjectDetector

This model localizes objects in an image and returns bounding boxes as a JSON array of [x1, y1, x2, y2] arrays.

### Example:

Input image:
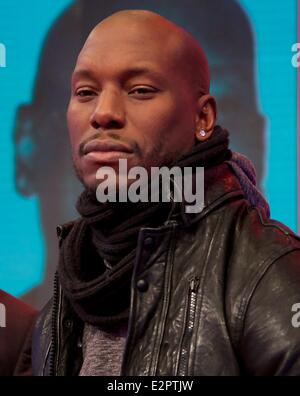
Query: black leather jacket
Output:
[[32, 163, 300, 376]]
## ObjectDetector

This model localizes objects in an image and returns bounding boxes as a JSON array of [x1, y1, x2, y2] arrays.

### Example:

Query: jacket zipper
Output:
[[49, 272, 60, 376], [177, 276, 200, 376]]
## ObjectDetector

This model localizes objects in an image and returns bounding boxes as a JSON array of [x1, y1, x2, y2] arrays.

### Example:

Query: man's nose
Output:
[[90, 89, 125, 130]]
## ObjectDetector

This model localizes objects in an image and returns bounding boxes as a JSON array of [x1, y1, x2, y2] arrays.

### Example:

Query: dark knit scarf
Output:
[[58, 126, 231, 326]]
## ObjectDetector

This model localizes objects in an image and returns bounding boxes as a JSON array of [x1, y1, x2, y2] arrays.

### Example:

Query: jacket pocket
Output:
[[176, 276, 200, 376]]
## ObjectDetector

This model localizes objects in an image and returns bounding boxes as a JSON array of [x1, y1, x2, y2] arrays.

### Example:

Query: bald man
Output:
[[32, 10, 300, 376]]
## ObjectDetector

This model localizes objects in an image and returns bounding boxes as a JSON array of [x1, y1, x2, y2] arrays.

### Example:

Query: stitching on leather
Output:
[[251, 206, 300, 241], [174, 282, 192, 375]]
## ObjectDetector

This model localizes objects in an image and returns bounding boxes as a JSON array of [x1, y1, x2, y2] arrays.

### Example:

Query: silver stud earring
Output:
[[199, 129, 207, 137]]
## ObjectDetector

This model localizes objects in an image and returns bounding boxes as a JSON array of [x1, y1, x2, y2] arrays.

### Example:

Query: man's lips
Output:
[[83, 139, 134, 156], [82, 139, 134, 164]]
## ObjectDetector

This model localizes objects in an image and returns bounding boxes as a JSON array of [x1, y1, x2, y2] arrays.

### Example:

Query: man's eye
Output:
[[75, 89, 96, 97], [129, 87, 157, 98]]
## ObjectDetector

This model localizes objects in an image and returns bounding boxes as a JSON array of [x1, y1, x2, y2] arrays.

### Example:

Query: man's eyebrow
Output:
[[71, 68, 97, 84], [71, 66, 165, 84], [120, 67, 165, 83]]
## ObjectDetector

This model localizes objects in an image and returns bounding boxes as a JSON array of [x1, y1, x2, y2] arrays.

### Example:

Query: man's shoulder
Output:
[[202, 196, 300, 269], [224, 203, 300, 318], [236, 204, 300, 256], [214, 204, 300, 352], [223, 202, 300, 288]]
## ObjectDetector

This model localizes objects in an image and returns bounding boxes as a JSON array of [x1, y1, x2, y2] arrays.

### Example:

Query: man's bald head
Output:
[[81, 9, 210, 95], [68, 9, 216, 190]]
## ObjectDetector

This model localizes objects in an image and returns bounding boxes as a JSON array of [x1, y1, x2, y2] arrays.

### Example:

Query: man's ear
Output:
[[14, 105, 37, 197], [194, 94, 217, 142]]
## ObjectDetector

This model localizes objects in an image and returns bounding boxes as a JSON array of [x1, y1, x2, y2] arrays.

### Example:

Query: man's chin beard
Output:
[[72, 164, 97, 194], [80, 177, 98, 195]]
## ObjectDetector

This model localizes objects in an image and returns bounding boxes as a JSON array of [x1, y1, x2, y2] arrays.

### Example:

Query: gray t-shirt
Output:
[[79, 321, 128, 376]]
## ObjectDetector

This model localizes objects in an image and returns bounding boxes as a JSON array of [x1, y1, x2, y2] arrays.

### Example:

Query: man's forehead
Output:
[[77, 12, 187, 67], [80, 23, 174, 61], [72, 33, 177, 82]]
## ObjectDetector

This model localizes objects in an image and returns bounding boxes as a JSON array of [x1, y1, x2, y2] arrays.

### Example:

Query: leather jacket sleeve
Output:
[[240, 250, 300, 375]]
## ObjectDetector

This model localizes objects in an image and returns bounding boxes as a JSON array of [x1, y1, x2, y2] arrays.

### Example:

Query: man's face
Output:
[[67, 19, 198, 190]]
